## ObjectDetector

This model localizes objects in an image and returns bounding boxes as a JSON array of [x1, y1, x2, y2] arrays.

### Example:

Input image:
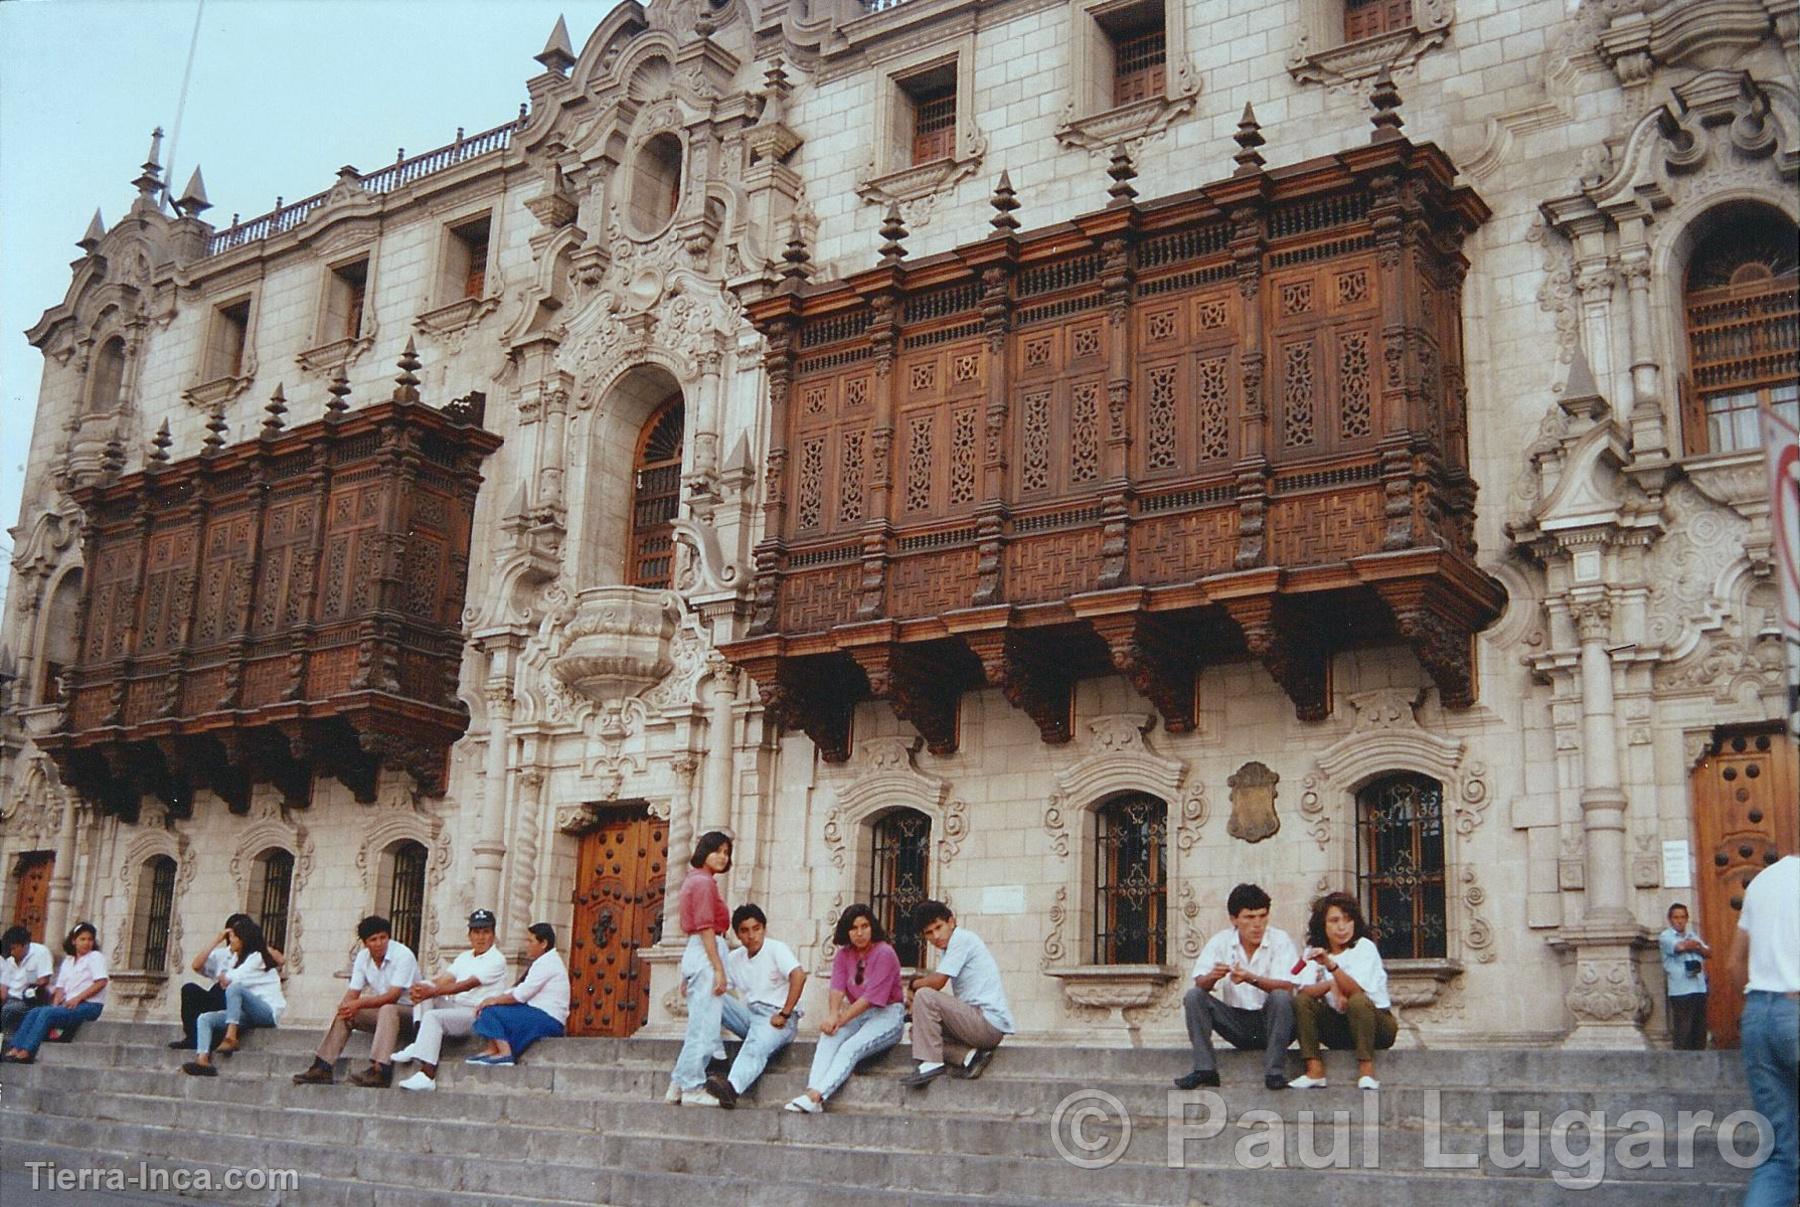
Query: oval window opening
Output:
[[630, 133, 683, 235]]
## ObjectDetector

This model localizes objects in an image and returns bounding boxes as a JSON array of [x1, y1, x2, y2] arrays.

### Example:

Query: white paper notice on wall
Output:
[[1662, 840, 1692, 889], [979, 885, 1026, 915]]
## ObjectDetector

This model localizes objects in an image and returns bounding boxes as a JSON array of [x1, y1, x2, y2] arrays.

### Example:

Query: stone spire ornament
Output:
[[989, 171, 1021, 237], [132, 127, 165, 200], [201, 406, 229, 456], [326, 365, 352, 421], [1369, 65, 1404, 143], [1233, 103, 1266, 176], [261, 384, 289, 439], [878, 204, 909, 268], [781, 220, 811, 287], [1106, 146, 1138, 207], [78, 209, 106, 252], [175, 166, 211, 219], [148, 420, 173, 467], [535, 14, 576, 75], [393, 337, 422, 403]]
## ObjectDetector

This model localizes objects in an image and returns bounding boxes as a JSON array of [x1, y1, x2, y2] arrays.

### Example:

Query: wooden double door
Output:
[[11, 852, 54, 942], [1690, 727, 1799, 1048], [566, 809, 667, 1038]]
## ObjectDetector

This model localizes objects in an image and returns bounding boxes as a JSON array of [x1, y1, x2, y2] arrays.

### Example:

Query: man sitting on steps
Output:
[[902, 899, 1014, 1088], [701, 903, 807, 1108], [292, 914, 418, 1088], [1175, 882, 1299, 1093], [393, 909, 509, 1092]]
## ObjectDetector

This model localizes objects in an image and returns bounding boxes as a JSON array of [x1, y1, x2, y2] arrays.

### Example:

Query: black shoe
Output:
[[1173, 1069, 1220, 1090], [955, 1048, 996, 1081], [900, 1065, 947, 1088], [182, 1061, 217, 1077], [1265, 1074, 1288, 1091], [168, 1038, 193, 1050], [704, 1073, 739, 1109]]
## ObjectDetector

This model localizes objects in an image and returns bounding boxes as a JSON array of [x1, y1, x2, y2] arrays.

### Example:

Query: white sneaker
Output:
[[397, 1071, 436, 1092], [663, 1082, 683, 1105], [784, 1094, 822, 1114], [682, 1088, 722, 1107], [390, 1046, 418, 1064], [1357, 1075, 1380, 1091], [1287, 1074, 1329, 1089]]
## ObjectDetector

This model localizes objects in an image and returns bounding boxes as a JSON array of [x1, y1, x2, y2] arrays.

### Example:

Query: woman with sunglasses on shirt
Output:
[[785, 903, 905, 1113]]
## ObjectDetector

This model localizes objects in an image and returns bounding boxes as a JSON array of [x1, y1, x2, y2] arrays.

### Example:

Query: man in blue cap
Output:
[[393, 909, 509, 1091]]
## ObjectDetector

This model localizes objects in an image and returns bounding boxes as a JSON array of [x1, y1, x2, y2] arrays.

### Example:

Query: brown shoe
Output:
[[292, 1062, 333, 1085], [347, 1064, 391, 1088], [213, 1038, 239, 1058]]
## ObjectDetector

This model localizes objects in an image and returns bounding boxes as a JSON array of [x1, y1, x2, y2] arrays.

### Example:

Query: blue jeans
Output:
[[807, 1002, 905, 1101], [471, 1003, 564, 1058], [719, 996, 799, 1094], [672, 934, 729, 1091], [194, 984, 278, 1054], [1741, 990, 1799, 1207], [9, 1001, 103, 1056]]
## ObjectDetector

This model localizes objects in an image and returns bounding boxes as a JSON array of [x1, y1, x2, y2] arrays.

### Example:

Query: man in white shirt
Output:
[[701, 904, 807, 1108], [292, 914, 420, 1088], [902, 899, 1015, 1087], [1177, 883, 1299, 1092], [1731, 851, 1798, 1207], [1, 926, 55, 1042], [394, 909, 510, 1091]]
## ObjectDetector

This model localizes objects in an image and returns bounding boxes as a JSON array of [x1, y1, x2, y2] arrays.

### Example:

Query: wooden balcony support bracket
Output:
[[732, 640, 864, 764], [845, 630, 972, 756], [1215, 576, 1332, 722], [949, 614, 1076, 745], [1354, 550, 1506, 711], [1072, 589, 1198, 734]]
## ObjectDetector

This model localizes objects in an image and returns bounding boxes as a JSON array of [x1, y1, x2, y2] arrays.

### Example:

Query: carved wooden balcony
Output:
[[39, 364, 501, 818], [725, 120, 1506, 761]]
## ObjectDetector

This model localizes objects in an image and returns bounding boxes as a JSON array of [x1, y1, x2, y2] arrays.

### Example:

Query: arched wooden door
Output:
[[11, 852, 54, 943], [1691, 727, 1799, 1048], [566, 808, 667, 1037]]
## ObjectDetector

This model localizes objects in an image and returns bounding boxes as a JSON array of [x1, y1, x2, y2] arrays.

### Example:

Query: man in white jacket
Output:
[[394, 909, 509, 1091]]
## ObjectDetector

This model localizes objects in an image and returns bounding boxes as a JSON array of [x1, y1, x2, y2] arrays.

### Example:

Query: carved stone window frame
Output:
[[183, 291, 258, 409], [1285, 0, 1454, 88], [1055, 0, 1201, 153], [856, 35, 985, 214], [116, 826, 190, 976], [298, 249, 379, 374]]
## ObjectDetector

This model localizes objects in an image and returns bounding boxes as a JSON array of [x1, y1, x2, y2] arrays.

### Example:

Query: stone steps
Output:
[[0, 1022, 1759, 1204]]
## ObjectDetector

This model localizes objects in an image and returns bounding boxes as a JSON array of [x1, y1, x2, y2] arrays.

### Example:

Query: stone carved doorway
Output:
[[566, 806, 667, 1037]]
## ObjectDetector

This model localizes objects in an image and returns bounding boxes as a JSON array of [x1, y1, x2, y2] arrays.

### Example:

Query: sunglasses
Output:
[[854, 959, 865, 986]]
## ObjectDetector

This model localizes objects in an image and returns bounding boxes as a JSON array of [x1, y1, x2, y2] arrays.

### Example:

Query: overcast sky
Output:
[[0, 0, 617, 619]]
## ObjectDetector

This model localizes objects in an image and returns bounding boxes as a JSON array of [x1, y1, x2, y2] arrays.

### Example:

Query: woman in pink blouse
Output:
[[3, 921, 108, 1063], [785, 904, 905, 1113], [667, 831, 733, 1106]]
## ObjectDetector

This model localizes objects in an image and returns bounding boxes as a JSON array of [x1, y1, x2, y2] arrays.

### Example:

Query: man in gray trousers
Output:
[[1175, 883, 1298, 1092]]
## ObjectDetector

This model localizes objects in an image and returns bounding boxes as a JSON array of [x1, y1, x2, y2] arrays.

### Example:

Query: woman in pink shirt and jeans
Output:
[[667, 831, 733, 1106], [785, 904, 905, 1113]]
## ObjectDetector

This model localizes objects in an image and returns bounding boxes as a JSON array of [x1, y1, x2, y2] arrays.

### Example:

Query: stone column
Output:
[[44, 794, 78, 943], [699, 665, 737, 835], [472, 666, 514, 916], [661, 752, 700, 943], [1616, 231, 1668, 462]]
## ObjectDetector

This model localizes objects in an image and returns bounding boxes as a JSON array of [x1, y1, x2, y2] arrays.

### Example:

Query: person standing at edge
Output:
[[291, 915, 418, 1088], [1659, 902, 1712, 1051], [901, 900, 1014, 1087], [667, 830, 733, 1106], [1731, 849, 1799, 1207], [1176, 883, 1300, 1092]]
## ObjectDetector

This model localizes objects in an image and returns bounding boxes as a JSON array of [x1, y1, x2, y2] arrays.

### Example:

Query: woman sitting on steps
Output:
[[182, 917, 285, 1077]]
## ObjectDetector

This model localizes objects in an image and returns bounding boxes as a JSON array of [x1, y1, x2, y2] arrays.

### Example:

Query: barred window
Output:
[[1112, 29, 1166, 106], [381, 840, 429, 953], [1680, 207, 1799, 455], [869, 810, 931, 967], [130, 855, 177, 972], [912, 88, 956, 165], [248, 847, 294, 952], [1343, 0, 1412, 41], [1094, 794, 1167, 964], [1356, 774, 1447, 960], [629, 396, 685, 589]]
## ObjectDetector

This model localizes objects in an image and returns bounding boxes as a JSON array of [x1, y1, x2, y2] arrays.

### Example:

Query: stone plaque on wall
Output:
[[1227, 761, 1281, 844]]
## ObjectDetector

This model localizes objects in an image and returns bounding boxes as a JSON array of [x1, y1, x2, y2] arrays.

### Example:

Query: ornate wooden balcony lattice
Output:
[[725, 95, 1505, 761], [40, 351, 502, 818]]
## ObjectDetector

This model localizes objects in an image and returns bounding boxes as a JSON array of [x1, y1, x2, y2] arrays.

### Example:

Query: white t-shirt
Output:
[[1190, 926, 1301, 1012], [937, 926, 1015, 1034], [727, 939, 802, 1011], [201, 943, 234, 982], [444, 946, 509, 1007], [1, 942, 54, 998], [55, 950, 110, 1006], [349, 941, 419, 1005], [515, 950, 570, 1026], [1296, 937, 1390, 1011], [1740, 855, 1800, 994], [224, 951, 286, 1021]]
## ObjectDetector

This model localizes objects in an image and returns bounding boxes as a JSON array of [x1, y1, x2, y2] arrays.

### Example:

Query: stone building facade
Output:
[[2, 0, 1795, 1051]]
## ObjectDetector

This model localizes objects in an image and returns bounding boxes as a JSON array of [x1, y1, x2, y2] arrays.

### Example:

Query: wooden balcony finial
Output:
[[1106, 145, 1137, 207], [201, 406, 229, 456], [878, 204, 908, 267], [781, 219, 811, 287], [261, 384, 289, 439], [326, 365, 352, 421], [1233, 103, 1266, 176], [394, 337, 422, 402], [1369, 66, 1404, 142], [148, 419, 173, 467], [101, 436, 127, 478], [989, 171, 1021, 237]]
